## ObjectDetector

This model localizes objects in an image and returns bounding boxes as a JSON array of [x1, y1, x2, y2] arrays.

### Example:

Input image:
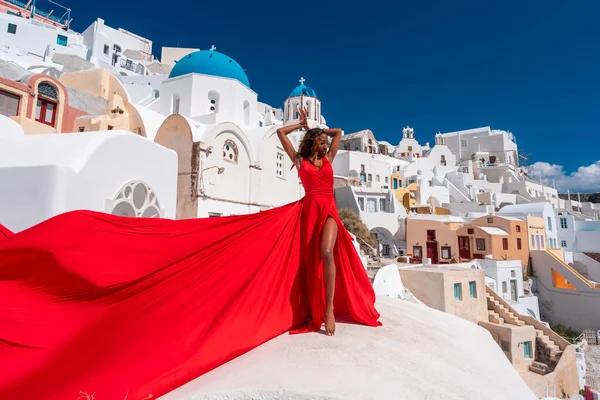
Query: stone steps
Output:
[[488, 310, 504, 324], [485, 291, 565, 376], [529, 361, 549, 375], [485, 294, 525, 326]]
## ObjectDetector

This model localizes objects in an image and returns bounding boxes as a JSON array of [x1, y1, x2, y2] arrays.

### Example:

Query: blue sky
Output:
[[66, 0, 599, 191]]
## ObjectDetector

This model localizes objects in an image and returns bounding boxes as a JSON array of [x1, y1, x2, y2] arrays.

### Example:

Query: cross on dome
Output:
[[210, 45, 216, 51], [299, 77, 305, 85]]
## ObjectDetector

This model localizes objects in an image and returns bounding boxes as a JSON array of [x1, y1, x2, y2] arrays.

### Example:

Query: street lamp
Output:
[[198, 165, 224, 196]]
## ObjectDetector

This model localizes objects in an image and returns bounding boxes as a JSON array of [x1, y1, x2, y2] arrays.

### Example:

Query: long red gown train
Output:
[[0, 157, 380, 400]]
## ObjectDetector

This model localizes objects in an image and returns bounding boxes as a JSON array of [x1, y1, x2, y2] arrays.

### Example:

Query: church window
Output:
[[441, 155, 446, 166], [38, 82, 58, 99], [408, 146, 413, 152], [276, 151, 285, 179], [110, 180, 162, 218], [103, 44, 109, 55], [223, 140, 238, 164]]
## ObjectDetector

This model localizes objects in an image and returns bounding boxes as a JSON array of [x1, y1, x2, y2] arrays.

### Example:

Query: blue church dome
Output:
[[168, 50, 250, 88], [289, 78, 317, 98]]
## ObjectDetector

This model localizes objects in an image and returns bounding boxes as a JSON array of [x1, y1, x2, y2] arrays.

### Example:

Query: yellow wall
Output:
[[63, 70, 146, 137]]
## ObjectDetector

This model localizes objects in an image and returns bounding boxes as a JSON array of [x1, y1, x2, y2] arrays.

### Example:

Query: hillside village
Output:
[[0, 1, 599, 399]]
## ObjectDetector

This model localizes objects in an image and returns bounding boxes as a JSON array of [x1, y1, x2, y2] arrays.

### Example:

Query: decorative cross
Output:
[[299, 77, 305, 85], [210, 45, 216, 51]]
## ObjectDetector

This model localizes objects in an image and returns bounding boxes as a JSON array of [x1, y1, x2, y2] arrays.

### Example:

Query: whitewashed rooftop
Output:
[[161, 296, 536, 400]]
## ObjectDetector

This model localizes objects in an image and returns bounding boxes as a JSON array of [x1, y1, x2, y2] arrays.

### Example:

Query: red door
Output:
[[427, 241, 438, 264], [458, 236, 470, 259]]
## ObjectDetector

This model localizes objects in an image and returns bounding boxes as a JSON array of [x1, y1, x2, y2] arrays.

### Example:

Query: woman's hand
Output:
[[298, 107, 309, 130]]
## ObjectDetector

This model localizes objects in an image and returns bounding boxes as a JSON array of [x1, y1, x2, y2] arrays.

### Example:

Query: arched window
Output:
[[38, 82, 58, 99], [223, 139, 238, 164], [110, 181, 162, 218], [36, 82, 58, 127]]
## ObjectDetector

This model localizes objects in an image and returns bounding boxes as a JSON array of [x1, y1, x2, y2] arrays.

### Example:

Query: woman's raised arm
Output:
[[276, 107, 309, 167], [324, 128, 343, 162]]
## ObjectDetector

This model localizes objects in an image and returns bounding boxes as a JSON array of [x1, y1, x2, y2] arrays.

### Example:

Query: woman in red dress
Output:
[[277, 106, 345, 335], [0, 111, 380, 399]]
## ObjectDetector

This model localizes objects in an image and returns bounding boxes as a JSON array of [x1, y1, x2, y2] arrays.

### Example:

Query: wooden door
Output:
[[427, 241, 438, 264], [458, 236, 470, 259]]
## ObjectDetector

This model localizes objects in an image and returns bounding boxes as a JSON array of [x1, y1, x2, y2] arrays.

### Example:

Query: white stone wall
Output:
[[160, 74, 258, 128], [0, 14, 85, 59], [0, 131, 177, 232]]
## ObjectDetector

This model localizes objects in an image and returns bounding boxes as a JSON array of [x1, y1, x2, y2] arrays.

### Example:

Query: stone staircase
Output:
[[485, 292, 525, 326], [484, 289, 564, 376], [533, 329, 564, 374]]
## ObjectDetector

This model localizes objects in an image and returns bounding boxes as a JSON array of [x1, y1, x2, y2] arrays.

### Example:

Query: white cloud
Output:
[[531, 160, 600, 193]]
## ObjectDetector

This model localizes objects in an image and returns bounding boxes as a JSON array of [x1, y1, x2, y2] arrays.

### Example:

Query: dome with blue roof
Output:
[[168, 49, 250, 88], [289, 77, 317, 98]]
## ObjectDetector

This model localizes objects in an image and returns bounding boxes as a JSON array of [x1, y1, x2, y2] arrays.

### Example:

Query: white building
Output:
[[81, 18, 156, 77], [393, 126, 430, 161], [121, 49, 308, 218], [332, 150, 404, 189], [0, 120, 177, 232], [477, 259, 541, 320], [439, 126, 519, 167], [426, 134, 457, 170], [0, 4, 162, 78], [498, 202, 559, 248], [282, 77, 324, 127]]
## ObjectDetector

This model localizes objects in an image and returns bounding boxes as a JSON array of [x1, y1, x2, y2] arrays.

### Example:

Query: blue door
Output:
[[524, 341, 532, 359]]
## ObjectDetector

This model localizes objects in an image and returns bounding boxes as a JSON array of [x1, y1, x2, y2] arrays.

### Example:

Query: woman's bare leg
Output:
[[321, 217, 338, 336]]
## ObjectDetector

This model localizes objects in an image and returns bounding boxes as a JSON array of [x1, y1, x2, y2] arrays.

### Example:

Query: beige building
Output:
[[405, 216, 463, 263], [400, 265, 488, 324], [400, 264, 580, 398], [61, 69, 148, 137]]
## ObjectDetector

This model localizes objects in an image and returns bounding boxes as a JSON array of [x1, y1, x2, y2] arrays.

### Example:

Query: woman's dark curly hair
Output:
[[298, 128, 326, 159]]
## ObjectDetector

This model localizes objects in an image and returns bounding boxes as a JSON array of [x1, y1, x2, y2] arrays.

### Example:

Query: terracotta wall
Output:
[[406, 219, 461, 262], [0, 74, 89, 134], [471, 215, 530, 267]]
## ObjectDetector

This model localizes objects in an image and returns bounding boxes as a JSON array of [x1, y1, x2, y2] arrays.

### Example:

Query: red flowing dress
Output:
[[0, 156, 380, 400]]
